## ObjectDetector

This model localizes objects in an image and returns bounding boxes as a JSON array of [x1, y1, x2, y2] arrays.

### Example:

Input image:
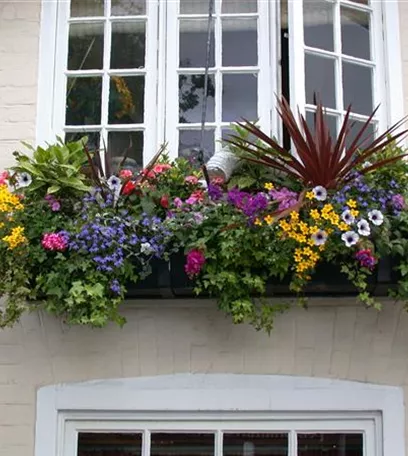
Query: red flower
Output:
[[153, 163, 172, 174], [160, 194, 169, 208], [119, 169, 133, 179], [122, 181, 136, 195], [185, 249, 206, 278]]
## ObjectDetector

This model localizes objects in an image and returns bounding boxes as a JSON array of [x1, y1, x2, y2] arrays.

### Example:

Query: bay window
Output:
[[36, 0, 403, 168]]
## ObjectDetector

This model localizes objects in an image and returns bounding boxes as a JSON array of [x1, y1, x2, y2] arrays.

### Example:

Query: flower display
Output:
[[185, 249, 206, 278]]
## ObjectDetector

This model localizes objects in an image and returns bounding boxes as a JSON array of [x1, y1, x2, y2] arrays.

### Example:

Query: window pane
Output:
[[222, 18, 258, 67], [108, 131, 144, 167], [66, 77, 102, 125], [65, 131, 100, 151], [77, 432, 142, 456], [111, 22, 146, 69], [304, 0, 334, 52], [341, 8, 370, 60], [68, 23, 104, 71], [70, 0, 104, 17], [111, 0, 146, 16], [223, 73, 257, 122], [180, 0, 210, 14], [109, 76, 145, 124], [180, 20, 215, 68], [306, 111, 338, 139], [179, 129, 215, 162], [297, 433, 363, 456], [305, 54, 336, 109], [179, 74, 215, 123], [345, 120, 375, 150], [150, 433, 215, 456], [343, 62, 373, 115], [223, 433, 288, 456], [222, 0, 257, 13]]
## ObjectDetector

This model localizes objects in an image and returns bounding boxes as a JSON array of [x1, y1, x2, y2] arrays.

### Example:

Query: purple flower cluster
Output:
[[44, 194, 61, 212], [269, 187, 298, 211], [355, 249, 376, 270], [333, 173, 404, 214], [208, 184, 223, 201], [227, 188, 269, 220]]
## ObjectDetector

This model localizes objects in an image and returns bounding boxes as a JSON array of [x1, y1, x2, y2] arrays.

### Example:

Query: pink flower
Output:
[[41, 232, 69, 251], [185, 175, 198, 185], [173, 197, 183, 208], [152, 163, 172, 174], [119, 169, 133, 179], [186, 190, 204, 205], [185, 249, 206, 278], [0, 171, 9, 185]]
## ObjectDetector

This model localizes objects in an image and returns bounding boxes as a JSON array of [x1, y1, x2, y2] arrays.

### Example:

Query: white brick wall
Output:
[[1, 1, 408, 455]]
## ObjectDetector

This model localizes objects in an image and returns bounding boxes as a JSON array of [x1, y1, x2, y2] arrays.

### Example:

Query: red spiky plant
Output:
[[226, 97, 408, 189]]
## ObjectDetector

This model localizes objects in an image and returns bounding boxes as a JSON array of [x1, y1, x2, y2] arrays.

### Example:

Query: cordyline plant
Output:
[[226, 97, 408, 189]]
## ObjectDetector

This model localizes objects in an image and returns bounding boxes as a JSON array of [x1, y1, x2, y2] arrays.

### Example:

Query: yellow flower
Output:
[[279, 220, 291, 232], [310, 209, 320, 220], [329, 213, 340, 226], [264, 182, 274, 191], [306, 191, 315, 200], [309, 225, 319, 234], [338, 222, 349, 231], [264, 214, 274, 225], [346, 199, 357, 209], [2, 226, 27, 249], [321, 203, 334, 213], [350, 209, 359, 217], [254, 218, 262, 226], [302, 247, 313, 257], [290, 211, 299, 222], [0, 185, 24, 213], [299, 221, 309, 234]]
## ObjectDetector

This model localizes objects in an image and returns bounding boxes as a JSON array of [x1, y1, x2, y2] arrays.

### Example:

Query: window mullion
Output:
[[215, 0, 222, 153], [215, 430, 223, 456], [100, 0, 112, 169], [288, 430, 297, 456], [258, 0, 272, 135], [142, 429, 151, 456], [333, 0, 343, 130]]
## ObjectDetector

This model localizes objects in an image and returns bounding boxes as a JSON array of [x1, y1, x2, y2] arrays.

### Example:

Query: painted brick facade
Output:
[[1, 1, 408, 455]]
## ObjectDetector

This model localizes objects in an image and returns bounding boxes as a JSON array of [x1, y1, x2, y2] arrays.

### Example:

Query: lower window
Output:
[[64, 414, 378, 456]]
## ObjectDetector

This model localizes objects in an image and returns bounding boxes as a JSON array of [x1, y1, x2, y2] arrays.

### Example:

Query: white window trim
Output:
[[34, 374, 404, 456], [36, 0, 405, 150]]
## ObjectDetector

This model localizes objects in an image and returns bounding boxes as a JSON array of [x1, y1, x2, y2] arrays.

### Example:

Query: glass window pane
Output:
[[222, 0, 257, 13], [345, 120, 376, 150], [66, 77, 102, 125], [179, 129, 215, 162], [304, 0, 334, 52], [108, 131, 144, 168], [306, 111, 338, 139], [150, 433, 215, 456], [180, 19, 215, 68], [111, 0, 146, 16], [179, 74, 215, 123], [68, 23, 104, 71], [65, 132, 100, 151], [70, 0, 104, 17], [297, 433, 363, 456], [180, 0, 210, 14], [305, 53, 336, 109], [223, 73, 257, 122], [349, 0, 369, 4], [222, 18, 257, 67], [77, 433, 142, 456], [223, 433, 288, 456], [341, 8, 371, 60], [111, 22, 145, 69], [343, 61, 373, 115], [109, 76, 145, 124]]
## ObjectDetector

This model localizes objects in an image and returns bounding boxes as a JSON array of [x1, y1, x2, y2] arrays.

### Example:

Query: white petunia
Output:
[[107, 175, 121, 191], [15, 172, 32, 188], [368, 209, 384, 226], [341, 209, 355, 225], [311, 229, 328, 246], [341, 230, 360, 247], [357, 219, 371, 236], [312, 185, 327, 201], [140, 242, 153, 254]]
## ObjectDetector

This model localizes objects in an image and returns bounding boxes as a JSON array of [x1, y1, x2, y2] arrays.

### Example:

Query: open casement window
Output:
[[44, 0, 401, 167], [64, 414, 378, 456]]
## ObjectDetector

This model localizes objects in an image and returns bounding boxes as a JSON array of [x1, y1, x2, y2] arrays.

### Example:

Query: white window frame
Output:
[[34, 374, 404, 456], [36, 0, 405, 154]]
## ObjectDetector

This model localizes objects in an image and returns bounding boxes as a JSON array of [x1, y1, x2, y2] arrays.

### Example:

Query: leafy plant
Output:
[[226, 97, 408, 189]]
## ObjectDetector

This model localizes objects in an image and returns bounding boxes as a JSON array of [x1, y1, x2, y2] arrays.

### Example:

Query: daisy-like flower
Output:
[[357, 219, 371, 236], [312, 185, 327, 201], [368, 209, 384, 226], [341, 230, 359, 247], [15, 172, 32, 188], [341, 209, 355, 225], [311, 229, 328, 246], [107, 175, 121, 191]]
